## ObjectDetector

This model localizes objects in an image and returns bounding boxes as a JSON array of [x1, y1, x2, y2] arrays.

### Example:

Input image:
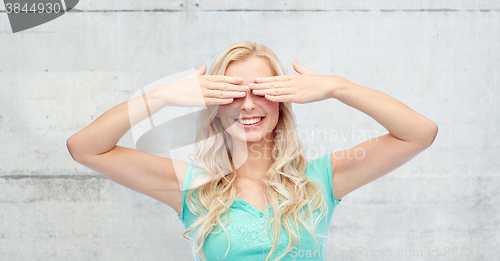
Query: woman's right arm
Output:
[[66, 64, 246, 215]]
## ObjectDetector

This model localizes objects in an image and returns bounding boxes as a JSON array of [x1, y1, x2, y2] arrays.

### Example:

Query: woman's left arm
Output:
[[250, 60, 438, 200]]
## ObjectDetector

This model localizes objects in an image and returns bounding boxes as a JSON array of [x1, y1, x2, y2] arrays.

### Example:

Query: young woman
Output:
[[67, 42, 437, 261]]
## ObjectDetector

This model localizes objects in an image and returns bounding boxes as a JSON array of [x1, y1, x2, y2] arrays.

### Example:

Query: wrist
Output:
[[146, 85, 171, 108], [328, 75, 349, 99]]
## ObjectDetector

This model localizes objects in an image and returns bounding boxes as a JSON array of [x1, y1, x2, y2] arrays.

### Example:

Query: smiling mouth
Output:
[[235, 117, 265, 125]]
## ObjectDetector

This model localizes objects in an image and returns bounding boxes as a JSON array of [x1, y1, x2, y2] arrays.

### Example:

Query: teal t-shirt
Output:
[[178, 154, 341, 261]]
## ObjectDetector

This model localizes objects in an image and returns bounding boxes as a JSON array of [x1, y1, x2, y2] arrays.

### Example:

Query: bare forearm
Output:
[[330, 77, 438, 144], [67, 86, 167, 159]]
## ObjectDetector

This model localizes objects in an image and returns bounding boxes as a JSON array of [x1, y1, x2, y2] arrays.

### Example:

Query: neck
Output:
[[230, 136, 274, 182]]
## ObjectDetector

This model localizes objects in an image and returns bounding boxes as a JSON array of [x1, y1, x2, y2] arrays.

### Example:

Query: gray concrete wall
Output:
[[1, 0, 499, 260]]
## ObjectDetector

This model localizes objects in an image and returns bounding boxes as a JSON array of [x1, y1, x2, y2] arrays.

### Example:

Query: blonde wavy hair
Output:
[[183, 42, 327, 261]]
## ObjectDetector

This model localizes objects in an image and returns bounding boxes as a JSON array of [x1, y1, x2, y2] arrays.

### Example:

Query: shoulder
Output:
[[178, 162, 207, 221], [305, 154, 332, 178], [305, 154, 341, 204], [181, 162, 206, 191]]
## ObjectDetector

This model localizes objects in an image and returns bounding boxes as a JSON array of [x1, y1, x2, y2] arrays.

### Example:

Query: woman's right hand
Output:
[[162, 63, 248, 107]]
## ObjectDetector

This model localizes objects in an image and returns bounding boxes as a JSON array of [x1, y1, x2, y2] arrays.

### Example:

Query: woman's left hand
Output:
[[249, 60, 347, 104]]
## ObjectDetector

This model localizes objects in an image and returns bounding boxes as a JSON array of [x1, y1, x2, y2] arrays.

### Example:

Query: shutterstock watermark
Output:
[[4, 0, 80, 33], [243, 128, 378, 161], [248, 142, 367, 161], [289, 245, 488, 259], [296, 128, 380, 144], [257, 129, 379, 144]]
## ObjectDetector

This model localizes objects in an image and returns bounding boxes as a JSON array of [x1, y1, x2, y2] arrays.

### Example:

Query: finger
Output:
[[205, 97, 234, 106], [205, 89, 247, 99], [207, 75, 243, 85], [254, 75, 292, 83], [263, 94, 294, 103], [206, 81, 249, 92], [293, 59, 311, 75], [196, 63, 207, 76], [248, 82, 287, 90], [252, 88, 294, 96]]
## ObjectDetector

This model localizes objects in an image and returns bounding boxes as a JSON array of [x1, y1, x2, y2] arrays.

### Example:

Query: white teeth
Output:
[[238, 117, 263, 125]]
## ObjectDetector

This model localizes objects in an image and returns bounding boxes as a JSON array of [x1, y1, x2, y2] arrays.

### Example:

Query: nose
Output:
[[240, 90, 256, 112]]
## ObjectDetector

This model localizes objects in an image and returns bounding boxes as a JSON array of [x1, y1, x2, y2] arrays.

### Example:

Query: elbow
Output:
[[66, 136, 78, 161], [406, 120, 438, 150], [66, 136, 85, 163], [421, 121, 438, 148]]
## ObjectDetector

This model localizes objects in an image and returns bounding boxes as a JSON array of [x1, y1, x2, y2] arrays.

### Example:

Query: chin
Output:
[[228, 131, 264, 143], [246, 136, 264, 143], [233, 135, 261, 143]]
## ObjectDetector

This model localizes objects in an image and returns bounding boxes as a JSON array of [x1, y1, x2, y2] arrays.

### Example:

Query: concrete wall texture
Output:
[[1, 0, 499, 260]]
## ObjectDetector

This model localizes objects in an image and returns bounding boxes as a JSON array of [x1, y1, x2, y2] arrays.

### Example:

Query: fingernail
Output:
[[240, 92, 246, 96], [238, 78, 243, 82], [248, 83, 255, 87], [243, 86, 249, 91], [255, 78, 261, 82]]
